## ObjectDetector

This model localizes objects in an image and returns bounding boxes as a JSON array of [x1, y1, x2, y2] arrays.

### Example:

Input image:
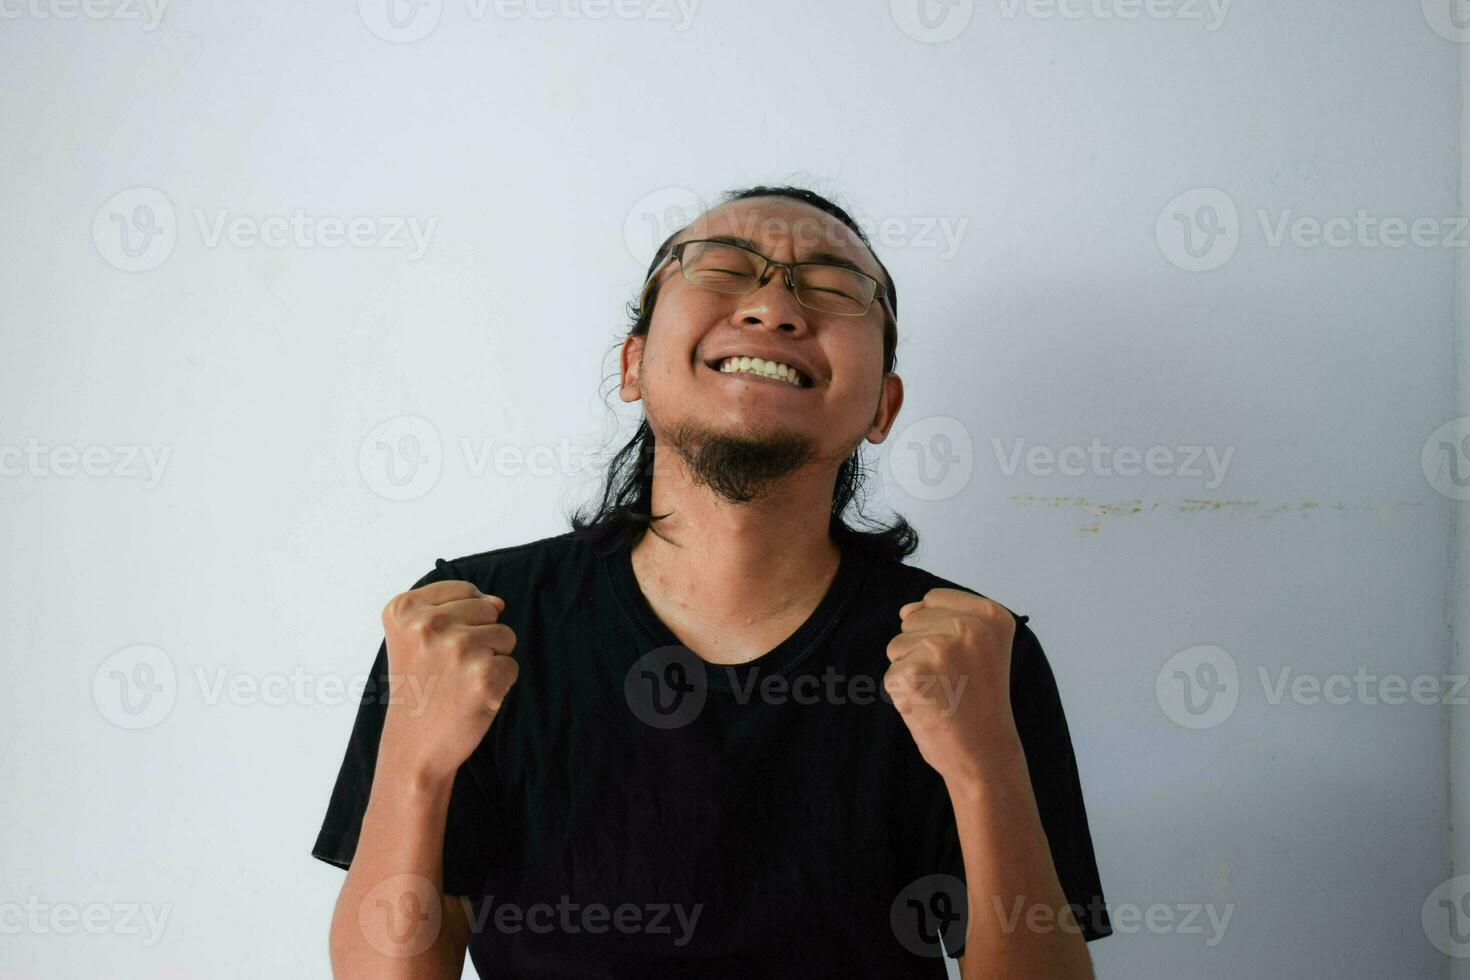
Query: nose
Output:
[[733, 265, 810, 336]]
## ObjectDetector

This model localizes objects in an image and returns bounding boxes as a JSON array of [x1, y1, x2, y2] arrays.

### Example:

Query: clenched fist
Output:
[[379, 579, 519, 782], [884, 588, 1020, 784]]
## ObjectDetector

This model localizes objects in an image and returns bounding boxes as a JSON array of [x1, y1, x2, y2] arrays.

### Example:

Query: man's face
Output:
[[619, 197, 903, 501]]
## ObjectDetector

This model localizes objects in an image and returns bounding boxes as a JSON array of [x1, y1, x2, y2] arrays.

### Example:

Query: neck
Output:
[[629, 439, 844, 628]]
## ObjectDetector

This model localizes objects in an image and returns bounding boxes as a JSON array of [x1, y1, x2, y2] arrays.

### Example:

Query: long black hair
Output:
[[567, 184, 918, 562]]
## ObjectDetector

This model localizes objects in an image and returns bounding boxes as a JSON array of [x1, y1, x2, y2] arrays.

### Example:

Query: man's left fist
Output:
[[884, 587, 1021, 783]]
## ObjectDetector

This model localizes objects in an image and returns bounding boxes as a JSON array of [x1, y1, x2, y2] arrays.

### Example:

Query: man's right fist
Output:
[[379, 579, 519, 780]]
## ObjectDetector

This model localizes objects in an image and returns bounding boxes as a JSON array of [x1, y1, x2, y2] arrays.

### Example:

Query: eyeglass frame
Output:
[[637, 237, 895, 321]]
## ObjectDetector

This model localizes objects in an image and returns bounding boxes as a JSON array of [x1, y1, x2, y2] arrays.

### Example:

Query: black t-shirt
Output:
[[312, 530, 1111, 977]]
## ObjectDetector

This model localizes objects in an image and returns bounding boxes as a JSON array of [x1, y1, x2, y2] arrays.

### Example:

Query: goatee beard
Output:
[[664, 418, 819, 504]]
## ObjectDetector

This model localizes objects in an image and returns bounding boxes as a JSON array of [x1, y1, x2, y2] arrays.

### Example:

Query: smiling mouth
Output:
[[702, 356, 812, 388]]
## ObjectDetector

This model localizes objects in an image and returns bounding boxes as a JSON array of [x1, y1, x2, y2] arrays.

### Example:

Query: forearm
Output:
[[948, 729, 1092, 980], [328, 739, 469, 980]]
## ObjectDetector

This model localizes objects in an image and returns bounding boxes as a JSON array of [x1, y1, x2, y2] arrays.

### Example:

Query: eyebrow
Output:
[[693, 234, 877, 279]]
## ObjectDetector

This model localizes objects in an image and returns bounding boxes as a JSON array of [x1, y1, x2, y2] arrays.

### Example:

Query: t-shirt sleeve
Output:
[[309, 562, 498, 899], [935, 615, 1113, 957]]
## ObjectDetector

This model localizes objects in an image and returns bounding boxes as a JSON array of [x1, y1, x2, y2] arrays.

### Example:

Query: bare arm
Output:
[[327, 741, 473, 979], [327, 578, 520, 978], [885, 591, 1092, 979], [949, 739, 1093, 980]]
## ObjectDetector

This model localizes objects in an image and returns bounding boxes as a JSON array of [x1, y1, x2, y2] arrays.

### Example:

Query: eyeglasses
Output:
[[639, 238, 892, 319]]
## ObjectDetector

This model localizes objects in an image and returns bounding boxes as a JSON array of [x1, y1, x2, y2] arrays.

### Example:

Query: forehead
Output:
[[679, 198, 882, 278]]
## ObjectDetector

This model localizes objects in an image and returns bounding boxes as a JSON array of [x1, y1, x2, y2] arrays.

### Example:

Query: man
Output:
[[312, 185, 1112, 978]]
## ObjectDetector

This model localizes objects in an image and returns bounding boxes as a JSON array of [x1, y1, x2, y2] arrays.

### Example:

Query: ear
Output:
[[864, 372, 904, 444], [618, 335, 646, 404]]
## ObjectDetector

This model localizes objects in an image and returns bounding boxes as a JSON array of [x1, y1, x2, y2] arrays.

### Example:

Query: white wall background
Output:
[[1, 1, 1464, 977]]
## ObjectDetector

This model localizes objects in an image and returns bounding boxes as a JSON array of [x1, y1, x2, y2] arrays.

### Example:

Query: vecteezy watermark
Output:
[[1424, 0, 1470, 44], [92, 187, 437, 272], [0, 439, 172, 488], [888, 422, 1234, 502], [850, 214, 969, 261], [359, 874, 444, 959], [1155, 188, 1240, 272], [1424, 875, 1470, 957], [0, 898, 172, 946], [359, 0, 699, 43], [354, 875, 702, 958], [1158, 187, 1470, 272], [1423, 417, 1470, 501], [991, 437, 1234, 490], [990, 895, 1229, 946], [624, 645, 710, 729], [1156, 645, 1470, 729], [891, 0, 1228, 43], [0, 0, 168, 30], [91, 644, 441, 730], [360, 416, 443, 502], [359, 416, 443, 501], [888, 416, 975, 502], [994, 0, 1230, 29], [622, 645, 967, 730], [891, 875, 968, 957], [192, 665, 438, 713], [192, 209, 436, 259], [92, 187, 177, 272], [623, 189, 971, 267], [624, 187, 708, 266], [357, 415, 607, 502], [890, 0, 976, 44], [93, 645, 178, 730], [460, 895, 703, 946]]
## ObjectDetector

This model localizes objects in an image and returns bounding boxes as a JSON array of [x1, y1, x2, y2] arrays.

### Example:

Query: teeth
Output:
[[717, 356, 806, 387]]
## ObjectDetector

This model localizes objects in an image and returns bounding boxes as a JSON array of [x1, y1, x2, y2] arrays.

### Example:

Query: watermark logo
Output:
[[1156, 187, 1239, 272], [359, 416, 443, 501], [622, 651, 965, 729], [624, 644, 708, 729], [1161, 188, 1470, 270], [624, 186, 707, 267], [1424, 0, 1470, 43], [890, 0, 975, 43], [1423, 417, 1470, 500], [93, 187, 177, 272], [93, 188, 437, 270], [358, 419, 608, 501], [1157, 645, 1469, 730], [359, 874, 443, 958], [359, 0, 443, 42], [1426, 875, 1470, 956], [93, 647, 439, 729], [891, 874, 968, 957], [92, 644, 177, 730], [888, 416, 975, 502], [1156, 644, 1238, 729]]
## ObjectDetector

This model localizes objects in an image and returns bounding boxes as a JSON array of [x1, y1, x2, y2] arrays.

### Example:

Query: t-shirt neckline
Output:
[[604, 534, 870, 693]]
